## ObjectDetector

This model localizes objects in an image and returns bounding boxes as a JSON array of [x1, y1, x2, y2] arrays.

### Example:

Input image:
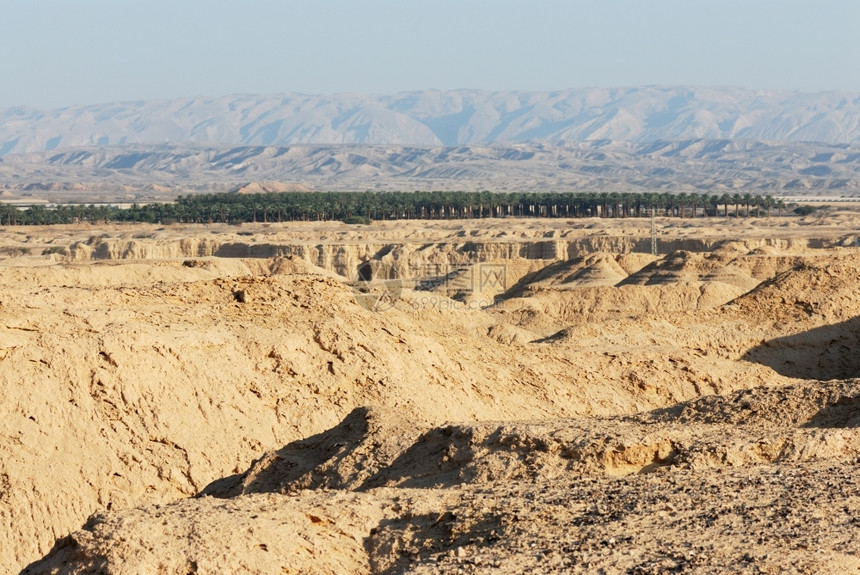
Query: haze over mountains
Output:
[[2, 87, 860, 199], [3, 86, 860, 155], [4, 140, 860, 199]]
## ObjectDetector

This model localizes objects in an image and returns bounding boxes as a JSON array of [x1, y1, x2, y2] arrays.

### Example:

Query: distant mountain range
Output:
[[3, 88, 860, 200], [2, 140, 859, 201], [2, 87, 860, 156]]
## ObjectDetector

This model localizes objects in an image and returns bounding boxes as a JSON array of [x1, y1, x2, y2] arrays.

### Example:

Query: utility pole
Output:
[[651, 206, 657, 256]]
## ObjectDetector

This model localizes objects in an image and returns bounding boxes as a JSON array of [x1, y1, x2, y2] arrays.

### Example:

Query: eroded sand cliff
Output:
[[1, 213, 858, 574]]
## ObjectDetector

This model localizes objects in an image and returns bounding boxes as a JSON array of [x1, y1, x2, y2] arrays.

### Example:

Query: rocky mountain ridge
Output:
[[3, 87, 860, 157], [2, 140, 860, 200]]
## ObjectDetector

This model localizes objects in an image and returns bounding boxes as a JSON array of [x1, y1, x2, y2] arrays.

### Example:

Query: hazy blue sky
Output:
[[2, 0, 859, 109]]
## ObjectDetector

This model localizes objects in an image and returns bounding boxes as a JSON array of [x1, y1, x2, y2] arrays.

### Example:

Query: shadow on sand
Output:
[[199, 407, 375, 498], [804, 393, 860, 428], [741, 316, 860, 381]]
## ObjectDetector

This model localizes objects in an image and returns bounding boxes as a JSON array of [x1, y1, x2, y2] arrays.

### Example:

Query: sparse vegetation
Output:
[[793, 205, 818, 216], [341, 215, 371, 225]]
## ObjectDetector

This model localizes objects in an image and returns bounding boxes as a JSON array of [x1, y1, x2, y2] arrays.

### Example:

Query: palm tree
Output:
[[689, 193, 702, 218], [750, 195, 762, 218], [742, 193, 754, 217], [776, 198, 786, 217], [708, 195, 720, 217], [719, 193, 732, 217], [606, 192, 620, 217], [731, 193, 743, 217], [673, 193, 687, 218]]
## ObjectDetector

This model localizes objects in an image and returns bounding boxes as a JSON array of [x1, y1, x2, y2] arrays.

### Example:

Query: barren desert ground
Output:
[[1, 209, 860, 574]]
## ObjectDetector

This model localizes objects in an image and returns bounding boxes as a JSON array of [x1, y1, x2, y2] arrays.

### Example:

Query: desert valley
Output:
[[5, 0, 860, 570], [0, 208, 858, 573]]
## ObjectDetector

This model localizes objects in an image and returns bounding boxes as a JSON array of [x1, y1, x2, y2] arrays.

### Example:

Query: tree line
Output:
[[0, 191, 786, 226]]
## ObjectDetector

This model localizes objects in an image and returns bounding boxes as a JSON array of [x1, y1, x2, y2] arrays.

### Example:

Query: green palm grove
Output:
[[0, 191, 785, 226]]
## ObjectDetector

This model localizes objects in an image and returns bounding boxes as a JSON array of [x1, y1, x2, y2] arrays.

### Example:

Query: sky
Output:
[[1, 0, 859, 109]]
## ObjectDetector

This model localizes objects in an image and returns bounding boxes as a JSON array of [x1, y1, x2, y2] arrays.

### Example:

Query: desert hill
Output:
[[2, 140, 860, 199], [230, 181, 312, 194], [1, 213, 859, 573], [28, 374, 860, 574]]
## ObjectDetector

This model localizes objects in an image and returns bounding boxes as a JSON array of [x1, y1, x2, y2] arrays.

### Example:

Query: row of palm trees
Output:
[[168, 191, 785, 223], [0, 203, 117, 226], [0, 191, 786, 226]]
